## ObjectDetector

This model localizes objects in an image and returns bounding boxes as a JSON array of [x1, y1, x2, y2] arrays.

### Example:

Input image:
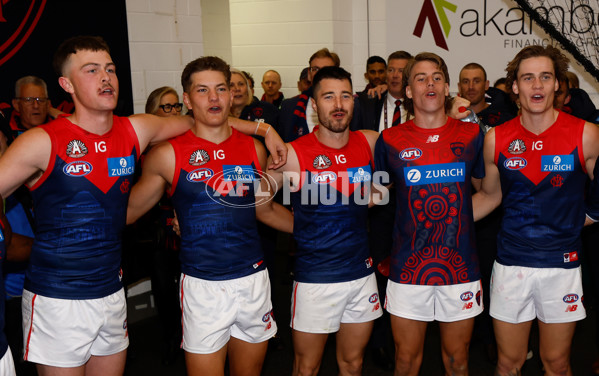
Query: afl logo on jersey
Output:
[[460, 291, 474, 302], [312, 171, 337, 184], [563, 294, 579, 303], [189, 149, 210, 166], [504, 157, 527, 170], [369, 293, 379, 303], [66, 140, 88, 158], [313, 155, 332, 169], [508, 139, 526, 155], [63, 161, 93, 177], [186, 168, 214, 182], [399, 147, 422, 161]]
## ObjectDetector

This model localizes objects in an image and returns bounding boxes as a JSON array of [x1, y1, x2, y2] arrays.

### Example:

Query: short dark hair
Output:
[[312, 66, 352, 96], [387, 50, 412, 63], [181, 56, 231, 93], [366, 55, 386, 70], [53, 35, 110, 76], [460, 62, 487, 81], [402, 52, 451, 116], [505, 45, 569, 100], [494, 77, 507, 88], [309, 48, 340, 67], [242, 70, 255, 89]]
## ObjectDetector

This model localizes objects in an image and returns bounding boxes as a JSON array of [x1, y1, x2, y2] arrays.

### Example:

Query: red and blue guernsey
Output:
[[28, 116, 140, 299], [290, 129, 374, 283], [495, 112, 588, 268], [168, 128, 264, 280], [375, 117, 484, 285]]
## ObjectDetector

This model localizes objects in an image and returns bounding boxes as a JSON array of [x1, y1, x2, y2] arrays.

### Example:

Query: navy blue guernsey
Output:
[[495, 112, 588, 268], [27, 116, 139, 299], [169, 129, 265, 280], [290, 129, 374, 283]]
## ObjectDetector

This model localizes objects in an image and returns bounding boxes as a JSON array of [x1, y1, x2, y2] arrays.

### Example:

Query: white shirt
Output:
[[377, 93, 407, 133]]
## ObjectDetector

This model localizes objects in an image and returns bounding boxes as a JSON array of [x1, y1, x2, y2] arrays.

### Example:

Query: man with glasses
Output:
[[8, 76, 63, 140], [278, 48, 363, 142]]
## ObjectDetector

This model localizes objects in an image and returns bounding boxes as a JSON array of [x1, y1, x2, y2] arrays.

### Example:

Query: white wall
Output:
[[126, 0, 204, 114], [125, 0, 390, 109]]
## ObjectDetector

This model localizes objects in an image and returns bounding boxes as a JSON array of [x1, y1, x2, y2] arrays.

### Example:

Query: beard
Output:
[[318, 109, 352, 133]]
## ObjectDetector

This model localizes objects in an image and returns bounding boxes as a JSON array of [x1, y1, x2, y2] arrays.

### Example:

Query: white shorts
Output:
[[0, 347, 16, 376], [181, 270, 276, 354], [385, 280, 483, 322], [22, 288, 128, 367], [290, 273, 382, 333], [489, 262, 586, 324]]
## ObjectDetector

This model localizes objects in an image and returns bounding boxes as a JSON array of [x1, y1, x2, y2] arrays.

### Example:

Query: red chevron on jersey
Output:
[[33, 117, 140, 194], [495, 112, 586, 186], [291, 130, 373, 198], [169, 128, 261, 198]]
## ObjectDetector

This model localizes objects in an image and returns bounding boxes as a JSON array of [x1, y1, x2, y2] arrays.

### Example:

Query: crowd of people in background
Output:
[[0, 34, 599, 376]]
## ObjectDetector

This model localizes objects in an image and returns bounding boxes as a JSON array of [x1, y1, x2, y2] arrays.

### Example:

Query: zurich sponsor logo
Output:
[[312, 171, 337, 184], [461, 291, 474, 302], [400, 147, 422, 161], [186, 168, 214, 182], [504, 157, 527, 170], [348, 165, 372, 183], [223, 165, 256, 182], [403, 162, 465, 186], [63, 161, 93, 177], [107, 155, 135, 177], [369, 293, 379, 303], [541, 155, 574, 172], [563, 294, 579, 303]]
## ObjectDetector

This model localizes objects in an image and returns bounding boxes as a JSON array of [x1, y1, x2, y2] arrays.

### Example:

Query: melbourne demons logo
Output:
[[66, 140, 88, 158], [189, 149, 210, 166], [63, 161, 92, 177], [551, 174, 564, 187], [399, 147, 422, 161], [450, 142, 465, 157], [313, 154, 331, 169]]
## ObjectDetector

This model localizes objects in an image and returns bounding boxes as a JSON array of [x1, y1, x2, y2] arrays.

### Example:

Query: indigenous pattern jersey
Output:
[[495, 112, 587, 268], [375, 117, 484, 285], [169, 128, 264, 280], [28, 116, 140, 299], [290, 130, 374, 283]]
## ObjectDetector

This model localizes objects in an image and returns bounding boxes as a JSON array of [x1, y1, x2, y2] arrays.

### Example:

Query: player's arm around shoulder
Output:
[[127, 141, 175, 225], [254, 139, 293, 233], [128, 113, 193, 152], [472, 128, 502, 221], [0, 127, 50, 198], [229, 117, 287, 169]]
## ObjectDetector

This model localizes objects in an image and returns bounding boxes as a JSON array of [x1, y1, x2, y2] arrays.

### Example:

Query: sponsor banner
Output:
[[403, 162, 466, 186], [541, 154, 574, 172], [385, 0, 599, 103], [107, 155, 136, 177]]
